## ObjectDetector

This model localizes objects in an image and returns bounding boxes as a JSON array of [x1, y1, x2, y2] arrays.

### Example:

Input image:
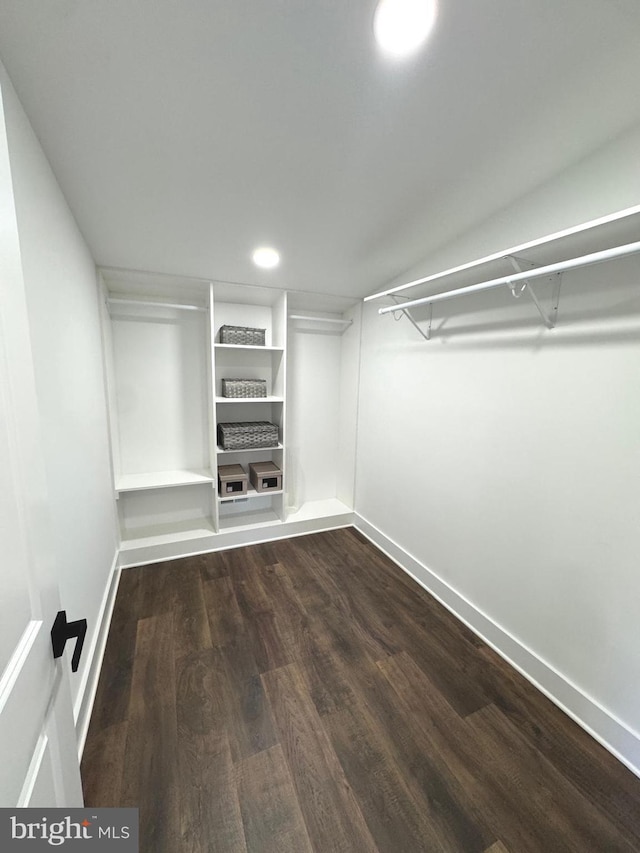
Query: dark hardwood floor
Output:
[[82, 529, 640, 852]]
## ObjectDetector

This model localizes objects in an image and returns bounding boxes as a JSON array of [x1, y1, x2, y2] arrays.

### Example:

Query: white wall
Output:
[[1, 63, 118, 712], [356, 126, 640, 773]]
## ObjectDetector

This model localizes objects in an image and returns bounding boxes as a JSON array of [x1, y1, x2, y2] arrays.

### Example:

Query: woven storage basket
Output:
[[219, 325, 266, 346], [217, 421, 279, 450], [222, 378, 267, 398]]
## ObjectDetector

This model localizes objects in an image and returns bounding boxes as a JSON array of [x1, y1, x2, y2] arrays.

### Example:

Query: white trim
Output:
[[0, 620, 41, 714], [74, 550, 121, 758], [354, 513, 640, 779], [17, 732, 49, 807]]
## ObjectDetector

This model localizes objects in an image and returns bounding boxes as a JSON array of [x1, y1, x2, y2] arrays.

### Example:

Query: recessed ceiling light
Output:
[[252, 247, 280, 269], [374, 0, 437, 58]]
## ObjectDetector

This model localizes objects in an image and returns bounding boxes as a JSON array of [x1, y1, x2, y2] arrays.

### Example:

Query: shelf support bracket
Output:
[[506, 256, 562, 329], [390, 295, 432, 340]]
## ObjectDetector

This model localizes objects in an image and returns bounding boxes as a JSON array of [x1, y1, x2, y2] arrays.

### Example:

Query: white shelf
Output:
[[215, 396, 283, 404], [215, 344, 284, 352], [216, 443, 283, 455], [366, 204, 640, 302], [218, 485, 283, 503], [116, 469, 215, 493]]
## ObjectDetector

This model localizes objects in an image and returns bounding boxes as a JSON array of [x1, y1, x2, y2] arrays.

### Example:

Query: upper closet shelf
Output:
[[107, 297, 207, 313], [364, 205, 640, 339]]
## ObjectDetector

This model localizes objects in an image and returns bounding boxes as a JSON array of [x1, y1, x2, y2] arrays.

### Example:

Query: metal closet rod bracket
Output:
[[505, 255, 562, 329], [390, 295, 432, 341]]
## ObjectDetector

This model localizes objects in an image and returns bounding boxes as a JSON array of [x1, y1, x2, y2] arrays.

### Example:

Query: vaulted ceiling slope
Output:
[[1, 1, 639, 298]]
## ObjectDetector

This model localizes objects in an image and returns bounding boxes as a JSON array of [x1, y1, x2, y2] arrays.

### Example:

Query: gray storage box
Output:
[[222, 378, 267, 398], [219, 325, 266, 346], [217, 421, 279, 450], [218, 464, 248, 497], [249, 461, 283, 493]]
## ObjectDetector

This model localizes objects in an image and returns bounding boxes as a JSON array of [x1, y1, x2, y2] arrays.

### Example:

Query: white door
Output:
[[0, 95, 83, 807]]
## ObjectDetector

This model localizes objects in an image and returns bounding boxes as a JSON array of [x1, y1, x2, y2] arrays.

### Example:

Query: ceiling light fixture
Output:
[[252, 247, 280, 269], [374, 0, 437, 58]]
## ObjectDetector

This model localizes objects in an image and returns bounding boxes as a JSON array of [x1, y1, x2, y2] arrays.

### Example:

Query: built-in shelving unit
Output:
[[212, 283, 287, 531], [99, 270, 360, 566]]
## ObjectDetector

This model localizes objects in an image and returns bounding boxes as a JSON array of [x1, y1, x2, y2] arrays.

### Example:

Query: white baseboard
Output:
[[354, 513, 640, 780], [73, 549, 121, 759], [118, 511, 354, 569]]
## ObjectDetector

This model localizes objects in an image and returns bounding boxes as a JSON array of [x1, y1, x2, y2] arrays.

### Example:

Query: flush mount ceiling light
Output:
[[374, 0, 437, 58], [252, 246, 280, 269]]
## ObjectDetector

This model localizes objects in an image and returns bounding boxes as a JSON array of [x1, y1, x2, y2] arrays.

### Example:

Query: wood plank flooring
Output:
[[82, 529, 640, 852]]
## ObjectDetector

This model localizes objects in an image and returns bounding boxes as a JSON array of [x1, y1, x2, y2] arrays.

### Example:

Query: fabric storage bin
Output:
[[222, 378, 267, 398], [217, 421, 279, 450], [218, 464, 248, 496], [219, 325, 266, 346], [249, 461, 282, 492]]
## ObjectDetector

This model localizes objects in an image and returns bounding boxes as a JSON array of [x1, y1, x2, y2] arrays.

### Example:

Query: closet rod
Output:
[[289, 314, 352, 326], [366, 203, 640, 302], [107, 298, 207, 312], [378, 240, 640, 315]]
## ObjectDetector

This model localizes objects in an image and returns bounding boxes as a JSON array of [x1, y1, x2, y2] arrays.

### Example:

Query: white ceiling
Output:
[[1, 0, 639, 298]]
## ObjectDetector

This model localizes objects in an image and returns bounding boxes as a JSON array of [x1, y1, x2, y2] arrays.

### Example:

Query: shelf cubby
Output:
[[117, 483, 215, 547]]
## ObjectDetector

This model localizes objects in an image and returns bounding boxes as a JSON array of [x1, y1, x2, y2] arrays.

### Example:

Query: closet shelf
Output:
[[214, 343, 284, 352], [107, 297, 207, 312], [218, 486, 284, 503], [115, 469, 215, 494], [365, 204, 640, 339], [216, 443, 283, 455], [215, 396, 283, 404]]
